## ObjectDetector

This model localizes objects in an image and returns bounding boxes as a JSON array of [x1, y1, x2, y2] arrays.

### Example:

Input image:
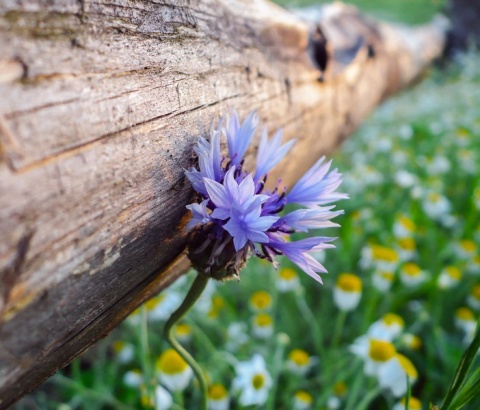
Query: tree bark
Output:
[[0, 0, 446, 407]]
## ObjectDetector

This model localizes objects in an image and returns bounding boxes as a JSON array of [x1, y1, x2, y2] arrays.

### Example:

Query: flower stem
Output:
[[164, 273, 210, 410]]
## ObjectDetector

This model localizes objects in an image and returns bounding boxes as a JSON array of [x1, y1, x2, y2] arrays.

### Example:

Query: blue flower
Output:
[[185, 110, 346, 282]]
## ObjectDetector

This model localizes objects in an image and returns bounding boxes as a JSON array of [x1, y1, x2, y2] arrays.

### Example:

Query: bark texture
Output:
[[0, 0, 446, 407]]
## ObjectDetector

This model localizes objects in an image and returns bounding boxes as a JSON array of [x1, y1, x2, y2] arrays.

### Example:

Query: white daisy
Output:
[[156, 349, 193, 392], [232, 354, 272, 407]]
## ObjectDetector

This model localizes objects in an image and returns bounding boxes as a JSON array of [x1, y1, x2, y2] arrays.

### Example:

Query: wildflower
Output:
[[370, 245, 399, 272], [453, 239, 477, 260], [144, 291, 182, 322], [140, 384, 173, 409], [396, 238, 416, 261], [249, 290, 272, 311], [394, 170, 417, 188], [422, 192, 451, 220], [350, 337, 397, 376], [287, 349, 315, 375], [277, 267, 301, 292], [123, 369, 143, 387], [208, 295, 225, 319], [438, 266, 462, 289], [467, 255, 480, 276], [372, 270, 395, 291], [226, 322, 249, 351], [232, 354, 272, 407], [174, 323, 192, 343], [326, 382, 347, 410], [368, 313, 404, 340], [156, 349, 193, 392], [400, 263, 426, 287], [333, 273, 362, 311], [392, 396, 422, 410], [400, 333, 422, 351], [455, 307, 476, 333], [112, 340, 134, 363], [252, 312, 274, 339], [378, 353, 418, 397], [293, 390, 314, 410], [194, 279, 217, 313], [185, 110, 346, 282], [208, 383, 230, 410], [155, 385, 173, 410], [467, 284, 480, 310]]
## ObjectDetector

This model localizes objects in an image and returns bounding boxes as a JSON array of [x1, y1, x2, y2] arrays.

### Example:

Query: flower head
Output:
[[333, 273, 362, 311], [185, 110, 346, 282], [232, 354, 272, 406], [156, 349, 193, 392], [208, 383, 230, 410]]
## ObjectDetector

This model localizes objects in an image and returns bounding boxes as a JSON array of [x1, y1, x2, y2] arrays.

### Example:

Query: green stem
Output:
[[164, 273, 210, 410]]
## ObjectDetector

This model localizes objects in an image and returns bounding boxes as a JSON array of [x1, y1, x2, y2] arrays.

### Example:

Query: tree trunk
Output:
[[0, 0, 445, 407]]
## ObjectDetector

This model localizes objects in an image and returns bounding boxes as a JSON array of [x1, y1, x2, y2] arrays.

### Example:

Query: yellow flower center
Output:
[[212, 295, 225, 310], [145, 294, 166, 310], [279, 267, 297, 280], [405, 334, 422, 350], [397, 354, 418, 379], [175, 323, 191, 336], [156, 349, 188, 374], [428, 192, 441, 202], [288, 349, 310, 367], [472, 284, 480, 300], [252, 374, 265, 390], [208, 384, 228, 400], [254, 313, 273, 327], [402, 263, 421, 277], [250, 291, 272, 310], [398, 238, 415, 251], [456, 307, 474, 321], [294, 390, 313, 404], [372, 245, 399, 262], [382, 313, 405, 328], [398, 215, 416, 232], [336, 273, 362, 292], [378, 271, 394, 281], [112, 340, 125, 353], [460, 240, 476, 253], [333, 381, 347, 396], [400, 396, 422, 410], [369, 340, 396, 362], [446, 266, 462, 280]]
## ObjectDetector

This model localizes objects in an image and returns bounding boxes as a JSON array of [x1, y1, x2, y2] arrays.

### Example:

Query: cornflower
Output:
[[185, 110, 346, 282]]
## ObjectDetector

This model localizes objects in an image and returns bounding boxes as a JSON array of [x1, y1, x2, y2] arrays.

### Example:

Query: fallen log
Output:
[[0, 0, 446, 406]]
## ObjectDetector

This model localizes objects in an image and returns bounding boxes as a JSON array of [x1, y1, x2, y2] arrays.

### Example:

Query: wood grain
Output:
[[0, 0, 446, 406]]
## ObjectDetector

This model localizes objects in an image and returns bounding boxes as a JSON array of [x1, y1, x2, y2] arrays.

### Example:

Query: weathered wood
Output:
[[0, 0, 445, 407]]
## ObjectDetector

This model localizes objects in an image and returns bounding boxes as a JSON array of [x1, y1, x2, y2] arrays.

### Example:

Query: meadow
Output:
[[15, 48, 480, 410]]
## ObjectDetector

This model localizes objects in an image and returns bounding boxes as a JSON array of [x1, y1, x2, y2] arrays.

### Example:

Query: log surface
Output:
[[0, 0, 445, 407]]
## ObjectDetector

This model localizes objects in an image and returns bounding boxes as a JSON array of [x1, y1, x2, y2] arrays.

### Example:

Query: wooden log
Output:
[[0, 0, 446, 406]]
